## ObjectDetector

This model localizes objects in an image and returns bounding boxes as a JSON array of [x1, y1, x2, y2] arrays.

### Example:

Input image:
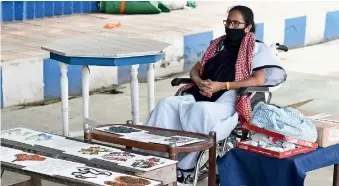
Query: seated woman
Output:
[[145, 5, 287, 184]]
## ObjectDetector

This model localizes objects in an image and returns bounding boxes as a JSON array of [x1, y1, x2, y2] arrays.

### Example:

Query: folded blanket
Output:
[[251, 102, 318, 142]]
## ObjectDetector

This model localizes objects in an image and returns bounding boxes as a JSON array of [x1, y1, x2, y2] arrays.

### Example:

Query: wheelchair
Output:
[[170, 43, 289, 185]]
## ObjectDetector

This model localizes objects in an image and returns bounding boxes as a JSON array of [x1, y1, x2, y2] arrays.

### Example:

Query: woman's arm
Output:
[[190, 62, 203, 86], [227, 70, 265, 90], [191, 62, 214, 97], [201, 70, 265, 95]]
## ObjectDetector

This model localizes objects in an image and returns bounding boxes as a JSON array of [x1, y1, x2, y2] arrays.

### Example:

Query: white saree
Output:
[[144, 42, 287, 170]]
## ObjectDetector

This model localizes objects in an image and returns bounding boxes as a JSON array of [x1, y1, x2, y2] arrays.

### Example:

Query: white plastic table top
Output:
[[41, 35, 170, 137], [41, 35, 170, 58], [41, 35, 170, 66]]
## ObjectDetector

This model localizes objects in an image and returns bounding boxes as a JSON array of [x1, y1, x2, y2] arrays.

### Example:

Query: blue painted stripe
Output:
[[0, 2, 2, 22], [50, 53, 164, 66], [43, 59, 82, 100], [324, 10, 339, 40], [73, 1, 82, 13], [63, 1, 72, 15], [44, 1, 54, 17], [255, 23, 264, 42], [49, 52, 164, 86], [137, 64, 148, 83], [118, 65, 131, 85], [118, 63, 157, 85], [2, 1, 100, 23], [117, 64, 148, 85], [34, 1, 44, 19], [0, 66, 3, 109], [183, 31, 213, 72], [53, 1, 63, 16], [14, 1, 24, 21], [90, 1, 98, 12], [81, 1, 91, 13], [284, 16, 307, 48], [115, 54, 164, 66], [2, 1, 14, 22], [25, 1, 35, 20]]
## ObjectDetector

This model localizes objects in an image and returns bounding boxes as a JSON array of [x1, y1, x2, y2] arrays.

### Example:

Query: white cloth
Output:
[[144, 42, 287, 170], [252, 102, 318, 142], [251, 42, 287, 86], [160, 1, 186, 10], [146, 91, 239, 169]]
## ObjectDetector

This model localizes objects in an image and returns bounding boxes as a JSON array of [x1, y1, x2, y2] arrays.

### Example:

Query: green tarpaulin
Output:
[[99, 1, 196, 14]]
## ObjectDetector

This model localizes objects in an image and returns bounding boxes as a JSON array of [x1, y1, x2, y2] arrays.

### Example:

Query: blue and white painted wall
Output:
[[1, 1, 99, 22], [1, 9, 339, 108]]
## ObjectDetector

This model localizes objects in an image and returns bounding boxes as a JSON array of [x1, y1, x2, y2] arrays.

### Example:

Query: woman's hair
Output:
[[229, 5, 256, 33]]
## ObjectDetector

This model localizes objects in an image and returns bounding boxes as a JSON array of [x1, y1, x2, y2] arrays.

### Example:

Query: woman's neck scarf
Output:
[[175, 32, 255, 125]]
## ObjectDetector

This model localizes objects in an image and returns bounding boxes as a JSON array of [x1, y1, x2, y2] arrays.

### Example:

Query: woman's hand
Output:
[[197, 80, 212, 97], [196, 79, 209, 90], [200, 80, 224, 97], [192, 79, 211, 97]]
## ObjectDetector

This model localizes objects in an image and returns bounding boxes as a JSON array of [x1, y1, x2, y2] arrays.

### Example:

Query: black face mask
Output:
[[225, 28, 246, 42]]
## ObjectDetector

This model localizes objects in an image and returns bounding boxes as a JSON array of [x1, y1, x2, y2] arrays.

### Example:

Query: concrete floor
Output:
[[1, 40, 339, 185], [2, 1, 339, 61]]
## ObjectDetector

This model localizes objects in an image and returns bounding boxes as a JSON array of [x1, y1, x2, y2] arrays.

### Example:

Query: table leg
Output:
[[60, 62, 69, 136], [209, 131, 217, 186], [82, 66, 91, 142], [334, 164, 339, 186], [130, 65, 140, 125], [169, 143, 177, 186], [147, 63, 155, 113]]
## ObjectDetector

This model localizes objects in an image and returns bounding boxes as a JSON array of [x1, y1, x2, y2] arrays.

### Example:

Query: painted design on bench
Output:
[[71, 167, 112, 179], [12, 153, 46, 162], [78, 146, 111, 155], [104, 181, 126, 186], [131, 157, 164, 169], [105, 176, 152, 186], [1, 129, 33, 136], [24, 133, 53, 141], [154, 135, 204, 146], [104, 126, 142, 134], [164, 136, 196, 144], [102, 151, 136, 162]]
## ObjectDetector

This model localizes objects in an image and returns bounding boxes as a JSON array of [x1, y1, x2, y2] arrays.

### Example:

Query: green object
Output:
[[99, 1, 162, 14], [158, 2, 171, 13], [186, 1, 197, 8]]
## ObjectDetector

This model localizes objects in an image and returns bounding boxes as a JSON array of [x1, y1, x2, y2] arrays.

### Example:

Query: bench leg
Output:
[[169, 143, 177, 186], [334, 164, 339, 186], [10, 176, 41, 186], [31, 176, 42, 186]]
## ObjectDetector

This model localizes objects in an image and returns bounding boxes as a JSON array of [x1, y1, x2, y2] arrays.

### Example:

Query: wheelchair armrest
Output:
[[171, 78, 192, 86], [276, 43, 289, 52], [237, 86, 270, 96]]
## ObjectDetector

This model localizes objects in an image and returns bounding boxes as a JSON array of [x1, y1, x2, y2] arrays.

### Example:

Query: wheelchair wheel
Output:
[[196, 150, 210, 181], [195, 134, 238, 181]]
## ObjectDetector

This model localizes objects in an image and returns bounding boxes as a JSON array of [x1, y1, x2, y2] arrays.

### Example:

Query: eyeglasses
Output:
[[223, 19, 246, 28]]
